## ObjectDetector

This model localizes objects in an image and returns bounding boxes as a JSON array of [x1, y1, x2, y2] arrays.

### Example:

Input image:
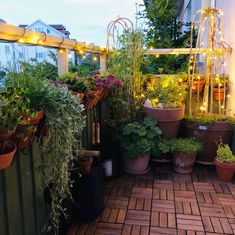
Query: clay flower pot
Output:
[[214, 159, 235, 182], [172, 152, 197, 173], [184, 122, 232, 165], [77, 155, 93, 175], [213, 87, 226, 101], [145, 106, 185, 139], [192, 79, 205, 93], [0, 140, 17, 170], [22, 109, 44, 126], [84, 90, 100, 109], [71, 91, 85, 103], [122, 153, 150, 175]]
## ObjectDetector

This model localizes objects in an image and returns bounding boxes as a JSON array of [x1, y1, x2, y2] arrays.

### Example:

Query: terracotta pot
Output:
[[13, 125, 36, 150], [184, 122, 232, 165], [192, 79, 205, 93], [103, 88, 111, 99], [72, 91, 85, 103], [23, 109, 44, 126], [0, 140, 17, 170], [77, 155, 93, 174], [172, 152, 197, 173], [122, 153, 150, 175], [213, 87, 226, 101], [145, 106, 185, 139], [214, 159, 235, 182], [85, 90, 100, 109], [0, 128, 16, 141]]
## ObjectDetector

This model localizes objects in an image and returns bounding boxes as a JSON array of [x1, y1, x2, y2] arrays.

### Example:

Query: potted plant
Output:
[[151, 138, 171, 163], [184, 114, 232, 164], [170, 138, 202, 173], [214, 144, 235, 181], [144, 75, 187, 139], [117, 117, 162, 175], [75, 153, 93, 175], [191, 74, 205, 93], [0, 93, 22, 169], [213, 74, 229, 101]]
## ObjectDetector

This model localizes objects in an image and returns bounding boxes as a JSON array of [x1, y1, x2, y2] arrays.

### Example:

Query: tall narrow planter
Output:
[[145, 106, 185, 139], [184, 122, 232, 165], [122, 153, 150, 175]]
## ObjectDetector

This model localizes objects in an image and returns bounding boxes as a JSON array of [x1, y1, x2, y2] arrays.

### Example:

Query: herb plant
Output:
[[216, 144, 235, 163], [170, 138, 202, 155]]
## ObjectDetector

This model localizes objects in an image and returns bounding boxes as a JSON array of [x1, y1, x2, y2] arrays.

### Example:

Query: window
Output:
[[35, 27, 44, 33], [36, 52, 46, 59], [19, 52, 24, 59], [5, 45, 10, 55], [47, 29, 50, 34]]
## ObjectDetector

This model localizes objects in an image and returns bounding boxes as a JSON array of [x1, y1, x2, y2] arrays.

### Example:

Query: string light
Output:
[[150, 46, 153, 50], [18, 38, 24, 43], [227, 94, 230, 98], [155, 54, 160, 58], [82, 55, 86, 59], [93, 56, 98, 61], [59, 49, 64, 54], [79, 50, 84, 54], [221, 105, 224, 109]]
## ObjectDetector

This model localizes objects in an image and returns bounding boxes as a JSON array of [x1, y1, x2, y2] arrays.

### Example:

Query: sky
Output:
[[1, 0, 144, 47]]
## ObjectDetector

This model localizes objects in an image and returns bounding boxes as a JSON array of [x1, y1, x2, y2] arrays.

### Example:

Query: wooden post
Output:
[[57, 48, 68, 75], [100, 53, 107, 72]]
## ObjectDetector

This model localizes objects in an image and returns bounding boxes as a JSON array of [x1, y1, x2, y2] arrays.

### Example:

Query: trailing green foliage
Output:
[[4, 73, 85, 233], [170, 138, 202, 155], [216, 144, 235, 163], [117, 117, 162, 158]]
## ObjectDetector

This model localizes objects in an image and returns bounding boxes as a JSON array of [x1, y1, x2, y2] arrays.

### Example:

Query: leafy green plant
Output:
[[170, 138, 202, 155], [58, 72, 92, 93], [152, 138, 171, 156], [117, 117, 162, 158], [148, 75, 187, 108], [0, 88, 30, 129], [107, 28, 146, 124], [216, 144, 235, 163]]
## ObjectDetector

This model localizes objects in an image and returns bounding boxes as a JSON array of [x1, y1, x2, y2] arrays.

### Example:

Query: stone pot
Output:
[[184, 122, 232, 165], [172, 152, 197, 173], [214, 159, 235, 182], [122, 153, 150, 175], [145, 106, 185, 139]]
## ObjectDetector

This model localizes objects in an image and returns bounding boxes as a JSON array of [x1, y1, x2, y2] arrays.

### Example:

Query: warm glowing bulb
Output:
[[227, 94, 230, 98], [197, 76, 201, 79], [155, 54, 160, 58], [150, 46, 153, 50], [59, 49, 64, 54], [79, 50, 84, 54], [179, 93, 182, 97], [93, 56, 98, 61], [18, 38, 24, 43], [82, 55, 86, 59], [38, 40, 43, 44], [221, 105, 224, 109], [179, 78, 183, 83], [203, 102, 207, 106], [141, 93, 145, 98]]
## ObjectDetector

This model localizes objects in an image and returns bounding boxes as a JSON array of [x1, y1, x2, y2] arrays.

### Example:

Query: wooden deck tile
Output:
[[131, 187, 153, 198], [95, 223, 122, 235], [152, 199, 175, 213], [175, 191, 197, 202], [125, 209, 150, 226]]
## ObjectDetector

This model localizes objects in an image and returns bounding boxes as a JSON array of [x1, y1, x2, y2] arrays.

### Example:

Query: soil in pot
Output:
[[184, 122, 232, 165], [122, 153, 150, 175], [172, 152, 197, 173], [145, 106, 185, 139], [77, 155, 93, 175], [214, 159, 235, 182], [0, 140, 17, 170]]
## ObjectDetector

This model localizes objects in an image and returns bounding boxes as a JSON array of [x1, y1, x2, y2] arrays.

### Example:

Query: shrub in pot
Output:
[[144, 75, 187, 139], [117, 117, 162, 175], [214, 144, 235, 182], [170, 138, 202, 173]]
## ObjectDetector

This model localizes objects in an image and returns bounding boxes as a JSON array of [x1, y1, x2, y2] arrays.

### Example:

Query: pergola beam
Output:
[[0, 23, 106, 54], [145, 48, 232, 55]]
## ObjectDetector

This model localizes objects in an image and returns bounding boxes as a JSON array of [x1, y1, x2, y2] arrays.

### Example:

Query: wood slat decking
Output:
[[68, 164, 235, 235]]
